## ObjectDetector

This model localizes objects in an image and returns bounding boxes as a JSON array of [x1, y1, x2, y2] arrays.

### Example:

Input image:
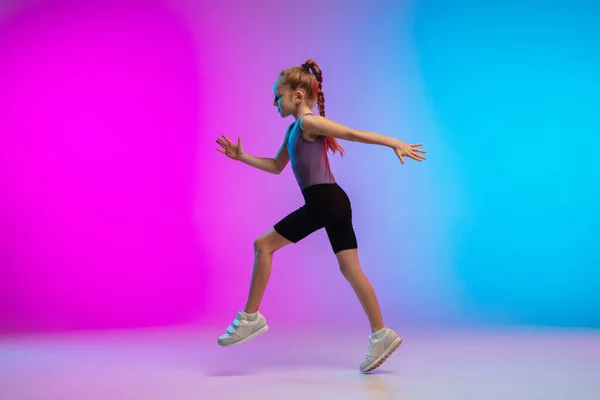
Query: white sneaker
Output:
[[360, 328, 402, 372], [217, 311, 269, 347]]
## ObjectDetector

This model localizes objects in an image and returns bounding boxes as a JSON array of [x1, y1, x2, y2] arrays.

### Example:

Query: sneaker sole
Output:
[[360, 337, 403, 373], [218, 324, 269, 347]]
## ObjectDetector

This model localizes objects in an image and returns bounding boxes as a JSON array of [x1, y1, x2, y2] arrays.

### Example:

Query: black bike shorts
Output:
[[274, 183, 358, 254]]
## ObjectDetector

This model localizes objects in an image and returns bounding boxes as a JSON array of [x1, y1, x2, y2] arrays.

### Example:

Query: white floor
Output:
[[1, 325, 599, 399]]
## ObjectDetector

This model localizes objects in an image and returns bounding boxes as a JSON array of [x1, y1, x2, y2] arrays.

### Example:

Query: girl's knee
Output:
[[253, 237, 266, 253], [254, 235, 275, 254], [254, 228, 292, 254], [336, 249, 360, 274]]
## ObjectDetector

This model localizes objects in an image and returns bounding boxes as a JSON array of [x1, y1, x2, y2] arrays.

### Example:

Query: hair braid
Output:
[[300, 60, 344, 156]]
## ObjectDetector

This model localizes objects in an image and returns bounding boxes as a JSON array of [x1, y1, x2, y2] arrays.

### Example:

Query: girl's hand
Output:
[[216, 134, 244, 161], [393, 140, 427, 164]]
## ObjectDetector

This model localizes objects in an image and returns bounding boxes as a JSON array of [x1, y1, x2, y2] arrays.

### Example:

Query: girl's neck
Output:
[[293, 104, 314, 121]]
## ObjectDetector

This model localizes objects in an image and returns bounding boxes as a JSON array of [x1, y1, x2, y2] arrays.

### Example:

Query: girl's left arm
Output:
[[302, 115, 394, 146], [302, 115, 427, 163]]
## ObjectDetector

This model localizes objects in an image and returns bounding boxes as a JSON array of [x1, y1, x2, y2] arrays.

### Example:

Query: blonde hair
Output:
[[279, 59, 344, 156]]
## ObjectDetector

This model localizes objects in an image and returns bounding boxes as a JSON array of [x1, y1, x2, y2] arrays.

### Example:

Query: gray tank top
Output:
[[286, 113, 336, 190]]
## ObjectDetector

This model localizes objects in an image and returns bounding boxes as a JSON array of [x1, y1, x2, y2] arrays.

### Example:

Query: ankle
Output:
[[371, 327, 385, 335]]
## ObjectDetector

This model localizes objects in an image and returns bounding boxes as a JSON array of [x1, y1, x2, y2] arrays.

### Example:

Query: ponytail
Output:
[[300, 60, 345, 156]]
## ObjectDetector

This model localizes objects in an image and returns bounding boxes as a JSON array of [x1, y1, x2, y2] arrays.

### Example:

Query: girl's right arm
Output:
[[239, 153, 279, 174], [217, 134, 289, 175]]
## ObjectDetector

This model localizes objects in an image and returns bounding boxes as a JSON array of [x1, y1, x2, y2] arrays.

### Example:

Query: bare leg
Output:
[[336, 249, 385, 333], [244, 228, 293, 314]]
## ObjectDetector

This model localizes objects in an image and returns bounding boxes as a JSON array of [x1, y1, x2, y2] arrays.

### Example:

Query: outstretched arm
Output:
[[301, 115, 426, 164]]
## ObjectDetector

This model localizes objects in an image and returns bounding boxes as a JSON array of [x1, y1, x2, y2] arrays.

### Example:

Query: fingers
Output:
[[403, 149, 426, 162], [410, 153, 426, 161], [217, 137, 235, 152], [411, 144, 427, 153], [216, 138, 227, 148], [217, 135, 240, 147], [222, 134, 234, 146], [217, 148, 225, 154], [413, 151, 427, 161], [407, 144, 427, 161]]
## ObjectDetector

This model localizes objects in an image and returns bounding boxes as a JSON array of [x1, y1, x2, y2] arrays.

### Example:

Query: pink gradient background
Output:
[[0, 0, 210, 332]]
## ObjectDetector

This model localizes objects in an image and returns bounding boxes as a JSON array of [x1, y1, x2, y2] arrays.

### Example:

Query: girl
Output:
[[215, 59, 426, 373]]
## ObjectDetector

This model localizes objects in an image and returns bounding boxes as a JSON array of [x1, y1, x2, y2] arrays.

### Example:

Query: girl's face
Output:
[[273, 79, 300, 118]]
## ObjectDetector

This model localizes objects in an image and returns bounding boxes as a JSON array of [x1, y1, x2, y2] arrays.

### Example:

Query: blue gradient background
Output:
[[0, 0, 598, 333], [411, 0, 600, 327]]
